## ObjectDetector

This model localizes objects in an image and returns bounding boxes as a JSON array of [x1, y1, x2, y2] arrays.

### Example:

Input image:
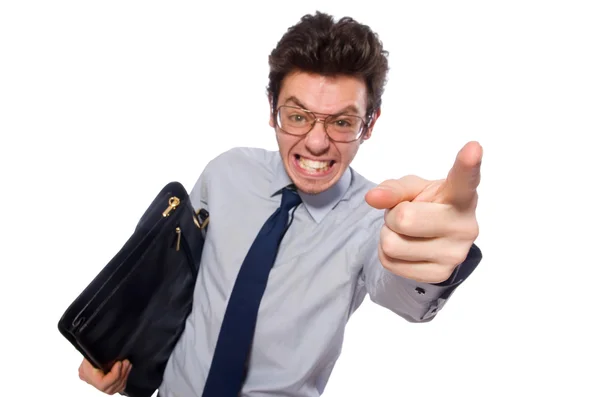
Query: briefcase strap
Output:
[[195, 208, 210, 230]]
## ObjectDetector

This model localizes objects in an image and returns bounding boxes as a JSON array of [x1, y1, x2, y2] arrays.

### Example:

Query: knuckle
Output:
[[401, 174, 422, 184], [471, 221, 480, 239], [443, 246, 468, 266], [430, 265, 454, 283], [379, 228, 397, 257], [455, 219, 479, 241], [378, 179, 397, 189], [442, 269, 454, 282], [394, 202, 413, 232], [377, 244, 394, 271]]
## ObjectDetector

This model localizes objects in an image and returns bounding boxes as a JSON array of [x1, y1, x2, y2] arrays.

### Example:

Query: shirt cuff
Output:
[[409, 243, 483, 321]]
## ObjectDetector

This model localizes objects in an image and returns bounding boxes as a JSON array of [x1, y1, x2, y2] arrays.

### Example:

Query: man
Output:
[[79, 11, 482, 397]]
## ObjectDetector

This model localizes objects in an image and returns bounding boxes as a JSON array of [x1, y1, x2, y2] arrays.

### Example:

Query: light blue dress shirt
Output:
[[159, 147, 481, 397]]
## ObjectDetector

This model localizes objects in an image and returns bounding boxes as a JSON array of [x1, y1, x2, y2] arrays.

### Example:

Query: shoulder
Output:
[[190, 147, 279, 204], [199, 146, 278, 183], [349, 167, 378, 196], [212, 146, 275, 163], [204, 147, 277, 175]]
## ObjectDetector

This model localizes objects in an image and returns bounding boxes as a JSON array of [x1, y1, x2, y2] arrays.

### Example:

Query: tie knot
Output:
[[281, 187, 302, 211]]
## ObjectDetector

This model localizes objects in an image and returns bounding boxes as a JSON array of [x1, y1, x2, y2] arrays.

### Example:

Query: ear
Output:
[[268, 95, 275, 128], [361, 107, 381, 142]]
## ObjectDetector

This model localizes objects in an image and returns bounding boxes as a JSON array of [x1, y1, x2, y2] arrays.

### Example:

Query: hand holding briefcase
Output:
[[58, 181, 208, 397]]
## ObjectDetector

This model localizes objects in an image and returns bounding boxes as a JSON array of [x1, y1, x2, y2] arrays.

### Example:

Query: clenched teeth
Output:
[[298, 156, 333, 172]]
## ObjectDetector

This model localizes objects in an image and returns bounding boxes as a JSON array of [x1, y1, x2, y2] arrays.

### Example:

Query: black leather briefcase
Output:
[[58, 181, 209, 397]]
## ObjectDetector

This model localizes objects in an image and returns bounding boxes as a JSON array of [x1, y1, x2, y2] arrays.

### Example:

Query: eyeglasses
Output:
[[275, 105, 368, 143]]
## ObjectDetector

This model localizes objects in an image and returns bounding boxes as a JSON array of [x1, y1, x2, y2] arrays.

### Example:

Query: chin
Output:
[[285, 154, 343, 194]]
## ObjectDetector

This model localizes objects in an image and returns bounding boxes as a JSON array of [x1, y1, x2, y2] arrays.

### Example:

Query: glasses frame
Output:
[[274, 105, 370, 143]]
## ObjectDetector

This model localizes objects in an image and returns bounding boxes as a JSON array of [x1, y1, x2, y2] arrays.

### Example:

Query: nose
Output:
[[304, 119, 330, 156]]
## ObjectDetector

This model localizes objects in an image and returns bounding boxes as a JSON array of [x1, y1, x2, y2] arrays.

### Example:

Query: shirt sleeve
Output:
[[361, 217, 483, 323]]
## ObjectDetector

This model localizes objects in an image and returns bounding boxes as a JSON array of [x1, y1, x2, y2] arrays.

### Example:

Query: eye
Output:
[[332, 117, 357, 128], [290, 114, 306, 122]]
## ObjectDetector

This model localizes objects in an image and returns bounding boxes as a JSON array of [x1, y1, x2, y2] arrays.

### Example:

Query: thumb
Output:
[[365, 175, 430, 210]]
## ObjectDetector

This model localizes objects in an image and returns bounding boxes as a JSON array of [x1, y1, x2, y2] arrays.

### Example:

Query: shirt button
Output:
[[415, 287, 426, 295]]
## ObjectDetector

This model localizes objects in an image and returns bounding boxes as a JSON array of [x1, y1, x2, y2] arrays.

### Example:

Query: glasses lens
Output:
[[277, 106, 314, 135], [325, 115, 364, 142]]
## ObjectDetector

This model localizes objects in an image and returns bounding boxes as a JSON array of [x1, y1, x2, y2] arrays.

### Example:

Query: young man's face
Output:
[[270, 71, 379, 195]]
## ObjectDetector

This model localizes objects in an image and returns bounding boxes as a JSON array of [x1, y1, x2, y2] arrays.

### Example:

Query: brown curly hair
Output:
[[267, 11, 389, 121]]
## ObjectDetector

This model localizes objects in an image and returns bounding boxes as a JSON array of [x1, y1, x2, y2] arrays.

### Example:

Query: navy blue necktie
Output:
[[202, 187, 302, 397]]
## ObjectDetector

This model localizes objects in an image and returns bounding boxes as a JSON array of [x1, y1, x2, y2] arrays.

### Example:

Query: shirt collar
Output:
[[269, 154, 352, 223]]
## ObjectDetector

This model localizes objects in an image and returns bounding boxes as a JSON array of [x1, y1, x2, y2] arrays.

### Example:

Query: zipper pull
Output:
[[163, 196, 181, 217], [175, 227, 182, 251]]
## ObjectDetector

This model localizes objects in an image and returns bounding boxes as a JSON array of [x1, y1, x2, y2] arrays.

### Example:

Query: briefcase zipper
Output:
[[175, 227, 182, 251], [174, 227, 197, 279], [163, 196, 181, 217], [163, 194, 198, 278]]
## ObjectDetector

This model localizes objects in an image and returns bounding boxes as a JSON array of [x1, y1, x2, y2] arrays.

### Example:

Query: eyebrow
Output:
[[283, 96, 361, 116]]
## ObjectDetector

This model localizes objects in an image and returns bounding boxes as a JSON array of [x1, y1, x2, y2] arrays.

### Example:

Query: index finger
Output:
[[439, 141, 483, 207]]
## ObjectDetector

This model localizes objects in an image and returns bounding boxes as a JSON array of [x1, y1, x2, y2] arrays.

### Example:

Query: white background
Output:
[[1, 1, 599, 396]]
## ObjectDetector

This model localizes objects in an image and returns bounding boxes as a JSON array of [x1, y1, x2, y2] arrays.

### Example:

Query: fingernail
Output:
[[375, 186, 394, 191]]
